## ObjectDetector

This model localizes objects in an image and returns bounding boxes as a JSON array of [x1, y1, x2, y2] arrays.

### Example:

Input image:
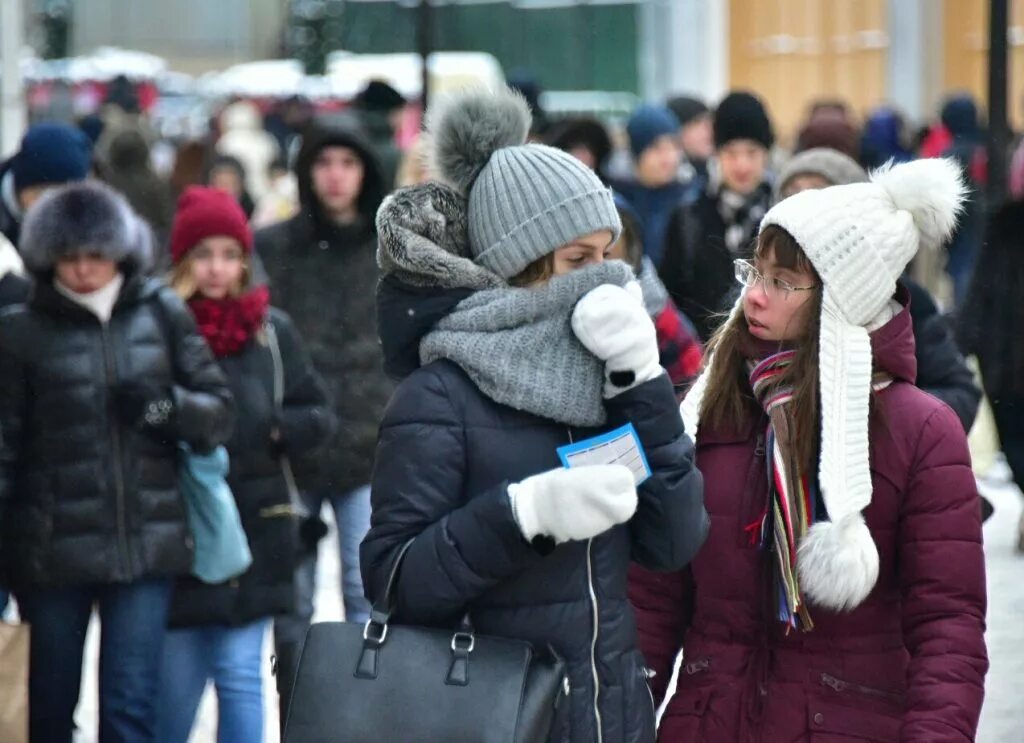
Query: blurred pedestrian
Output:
[[667, 95, 714, 182], [365, 86, 707, 743], [860, 106, 914, 170], [660, 91, 775, 340], [169, 140, 209, 199], [216, 101, 281, 201], [546, 117, 614, 181], [959, 200, 1024, 549], [611, 104, 692, 266], [155, 187, 335, 742], [0, 182, 234, 742], [352, 80, 406, 192], [206, 154, 255, 219], [795, 105, 860, 161], [0, 122, 92, 250], [632, 158, 987, 741], [252, 158, 300, 229], [96, 127, 175, 262], [256, 115, 391, 729], [939, 94, 986, 306]]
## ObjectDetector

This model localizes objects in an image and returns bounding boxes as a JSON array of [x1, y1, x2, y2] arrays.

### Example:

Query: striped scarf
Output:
[[749, 350, 816, 632], [749, 350, 894, 632]]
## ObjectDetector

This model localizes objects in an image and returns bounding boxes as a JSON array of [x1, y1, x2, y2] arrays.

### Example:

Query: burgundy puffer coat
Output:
[[630, 299, 988, 742]]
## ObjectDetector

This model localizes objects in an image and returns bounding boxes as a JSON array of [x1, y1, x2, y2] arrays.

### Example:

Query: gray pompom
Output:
[[426, 87, 531, 193]]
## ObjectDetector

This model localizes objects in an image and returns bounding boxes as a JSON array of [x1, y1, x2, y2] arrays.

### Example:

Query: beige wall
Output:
[[943, 0, 1024, 129], [728, 0, 888, 146]]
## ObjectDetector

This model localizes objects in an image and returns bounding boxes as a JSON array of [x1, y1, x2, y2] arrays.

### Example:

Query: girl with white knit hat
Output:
[[631, 158, 988, 741], [361, 87, 708, 742]]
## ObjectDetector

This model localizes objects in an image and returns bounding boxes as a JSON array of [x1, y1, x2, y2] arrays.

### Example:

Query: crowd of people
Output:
[[0, 71, 1009, 742]]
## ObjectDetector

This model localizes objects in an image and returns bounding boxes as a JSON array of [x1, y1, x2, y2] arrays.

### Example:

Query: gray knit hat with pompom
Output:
[[427, 86, 621, 279]]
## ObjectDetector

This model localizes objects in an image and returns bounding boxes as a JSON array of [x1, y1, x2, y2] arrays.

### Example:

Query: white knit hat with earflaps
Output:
[[681, 158, 967, 612]]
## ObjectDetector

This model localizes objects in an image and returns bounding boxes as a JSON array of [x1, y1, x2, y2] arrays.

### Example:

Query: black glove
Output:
[[299, 514, 329, 556], [111, 381, 175, 431]]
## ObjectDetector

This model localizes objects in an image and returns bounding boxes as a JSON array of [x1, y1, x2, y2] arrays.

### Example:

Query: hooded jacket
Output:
[[256, 119, 391, 494], [0, 192, 234, 589], [629, 295, 987, 742], [363, 183, 709, 742]]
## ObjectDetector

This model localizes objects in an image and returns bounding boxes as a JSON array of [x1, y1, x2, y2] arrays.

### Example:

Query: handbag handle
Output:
[[358, 538, 475, 686], [264, 319, 309, 519]]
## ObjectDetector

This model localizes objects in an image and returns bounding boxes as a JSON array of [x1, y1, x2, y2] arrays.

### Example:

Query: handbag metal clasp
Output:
[[451, 631, 475, 653], [363, 619, 388, 646]]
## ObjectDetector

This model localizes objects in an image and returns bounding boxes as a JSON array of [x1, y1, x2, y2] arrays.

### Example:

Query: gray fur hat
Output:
[[427, 86, 621, 279], [19, 181, 153, 275]]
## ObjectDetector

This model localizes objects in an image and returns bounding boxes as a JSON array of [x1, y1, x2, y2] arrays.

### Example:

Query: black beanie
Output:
[[667, 96, 709, 128], [714, 91, 774, 150]]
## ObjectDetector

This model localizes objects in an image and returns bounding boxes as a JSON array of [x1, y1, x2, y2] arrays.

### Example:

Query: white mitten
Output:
[[572, 282, 662, 397], [508, 464, 638, 544]]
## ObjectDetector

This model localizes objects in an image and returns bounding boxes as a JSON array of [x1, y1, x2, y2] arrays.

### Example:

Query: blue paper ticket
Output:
[[556, 423, 652, 486]]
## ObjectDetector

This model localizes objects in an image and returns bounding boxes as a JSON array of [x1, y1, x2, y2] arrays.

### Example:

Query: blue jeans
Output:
[[328, 484, 372, 623], [272, 485, 371, 734], [156, 620, 268, 743], [16, 578, 173, 743]]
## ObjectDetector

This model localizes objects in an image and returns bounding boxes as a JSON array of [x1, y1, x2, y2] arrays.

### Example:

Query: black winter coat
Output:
[[903, 277, 980, 432], [0, 278, 234, 590], [362, 286, 709, 742], [169, 309, 336, 628], [256, 121, 391, 494], [659, 190, 746, 341]]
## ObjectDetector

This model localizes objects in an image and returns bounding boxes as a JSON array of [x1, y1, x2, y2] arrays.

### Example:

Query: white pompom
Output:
[[870, 157, 968, 253], [797, 513, 879, 612]]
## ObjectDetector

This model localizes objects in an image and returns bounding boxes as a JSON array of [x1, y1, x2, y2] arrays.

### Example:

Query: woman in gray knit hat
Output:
[[362, 87, 708, 742]]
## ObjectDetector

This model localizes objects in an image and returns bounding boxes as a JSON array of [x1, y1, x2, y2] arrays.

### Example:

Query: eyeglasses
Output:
[[734, 259, 817, 300]]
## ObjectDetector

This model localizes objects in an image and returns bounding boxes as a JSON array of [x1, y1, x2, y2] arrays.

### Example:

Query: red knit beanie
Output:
[[170, 186, 252, 264]]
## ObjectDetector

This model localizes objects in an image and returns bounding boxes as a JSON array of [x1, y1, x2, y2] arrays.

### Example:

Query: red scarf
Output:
[[189, 286, 270, 358]]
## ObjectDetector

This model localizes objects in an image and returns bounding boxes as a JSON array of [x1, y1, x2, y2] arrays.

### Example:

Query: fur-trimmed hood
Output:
[[19, 181, 153, 277], [376, 181, 502, 291], [375, 181, 503, 379]]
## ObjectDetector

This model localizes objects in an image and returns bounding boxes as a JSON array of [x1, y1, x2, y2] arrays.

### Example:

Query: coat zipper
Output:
[[586, 537, 603, 743], [567, 427, 604, 742], [101, 323, 132, 578], [820, 673, 901, 703]]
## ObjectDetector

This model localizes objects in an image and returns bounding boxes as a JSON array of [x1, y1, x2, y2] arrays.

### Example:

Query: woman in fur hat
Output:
[[630, 159, 988, 741], [0, 181, 234, 741], [362, 87, 708, 742]]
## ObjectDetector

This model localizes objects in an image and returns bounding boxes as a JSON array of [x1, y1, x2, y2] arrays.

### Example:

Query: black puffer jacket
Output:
[[362, 281, 709, 742], [903, 277, 979, 432], [257, 119, 392, 493], [0, 277, 234, 590], [659, 189, 743, 341], [169, 308, 336, 627]]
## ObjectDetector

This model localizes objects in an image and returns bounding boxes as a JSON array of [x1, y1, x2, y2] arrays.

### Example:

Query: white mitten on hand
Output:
[[508, 464, 638, 544], [572, 282, 662, 397]]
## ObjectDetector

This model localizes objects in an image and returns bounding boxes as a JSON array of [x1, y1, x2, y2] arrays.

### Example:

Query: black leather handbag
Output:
[[283, 539, 570, 743]]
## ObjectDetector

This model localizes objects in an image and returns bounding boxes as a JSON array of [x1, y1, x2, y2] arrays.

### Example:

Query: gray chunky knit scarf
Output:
[[421, 261, 634, 427]]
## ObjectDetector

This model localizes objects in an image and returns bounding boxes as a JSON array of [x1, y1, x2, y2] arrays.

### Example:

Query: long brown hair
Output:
[[700, 225, 822, 467]]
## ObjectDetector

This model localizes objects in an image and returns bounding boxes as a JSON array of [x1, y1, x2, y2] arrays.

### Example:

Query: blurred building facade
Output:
[[30, 0, 1024, 137]]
